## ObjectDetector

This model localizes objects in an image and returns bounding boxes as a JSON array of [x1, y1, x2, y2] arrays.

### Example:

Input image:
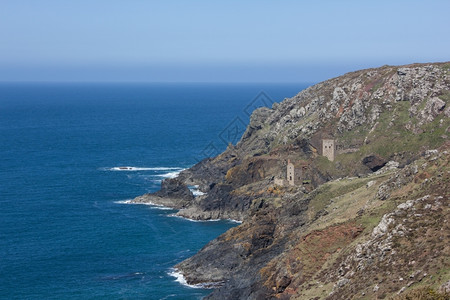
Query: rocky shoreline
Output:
[[133, 62, 450, 299]]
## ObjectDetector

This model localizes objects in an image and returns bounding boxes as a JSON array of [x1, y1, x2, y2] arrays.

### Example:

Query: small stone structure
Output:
[[322, 139, 335, 161], [287, 160, 295, 186], [274, 177, 284, 186], [273, 160, 308, 186], [312, 134, 363, 161]]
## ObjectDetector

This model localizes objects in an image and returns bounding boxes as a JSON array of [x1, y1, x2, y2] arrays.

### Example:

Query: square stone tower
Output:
[[322, 139, 335, 161], [287, 160, 295, 186]]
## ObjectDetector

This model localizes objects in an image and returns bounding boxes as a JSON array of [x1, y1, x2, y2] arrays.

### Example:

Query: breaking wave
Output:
[[188, 185, 206, 197], [114, 200, 174, 210], [156, 169, 185, 179], [168, 268, 223, 289], [103, 166, 183, 172]]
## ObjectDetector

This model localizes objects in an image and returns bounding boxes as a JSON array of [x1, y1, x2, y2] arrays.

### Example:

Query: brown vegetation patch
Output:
[[391, 286, 449, 300], [414, 171, 432, 183], [225, 157, 280, 186], [261, 222, 363, 297]]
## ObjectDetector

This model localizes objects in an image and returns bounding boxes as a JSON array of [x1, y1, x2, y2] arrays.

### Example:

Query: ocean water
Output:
[[0, 82, 308, 299]]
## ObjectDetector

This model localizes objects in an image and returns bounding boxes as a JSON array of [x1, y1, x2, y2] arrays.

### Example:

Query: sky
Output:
[[1, 0, 449, 82]]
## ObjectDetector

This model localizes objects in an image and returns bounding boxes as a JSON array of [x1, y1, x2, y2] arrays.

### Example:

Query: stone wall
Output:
[[274, 178, 285, 186]]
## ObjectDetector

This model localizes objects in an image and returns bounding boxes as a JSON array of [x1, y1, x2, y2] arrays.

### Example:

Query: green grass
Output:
[[357, 101, 448, 158], [307, 176, 377, 223], [438, 90, 450, 102], [357, 200, 396, 234], [314, 155, 336, 173], [370, 79, 385, 93], [308, 184, 332, 216], [442, 63, 450, 71]]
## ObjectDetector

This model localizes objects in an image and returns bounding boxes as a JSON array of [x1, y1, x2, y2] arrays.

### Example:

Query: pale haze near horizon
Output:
[[1, 0, 449, 83]]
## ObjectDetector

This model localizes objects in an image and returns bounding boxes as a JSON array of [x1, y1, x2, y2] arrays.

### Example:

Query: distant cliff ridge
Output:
[[134, 62, 450, 299]]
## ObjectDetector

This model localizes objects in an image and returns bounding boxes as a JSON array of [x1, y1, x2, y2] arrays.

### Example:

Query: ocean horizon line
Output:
[[0, 80, 315, 85]]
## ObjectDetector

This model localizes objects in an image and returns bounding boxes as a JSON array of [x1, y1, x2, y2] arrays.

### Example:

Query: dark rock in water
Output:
[[362, 154, 387, 172], [178, 154, 240, 192], [156, 178, 194, 200], [132, 178, 194, 208]]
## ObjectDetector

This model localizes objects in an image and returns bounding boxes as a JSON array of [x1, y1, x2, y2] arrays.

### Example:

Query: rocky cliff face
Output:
[[134, 62, 450, 299]]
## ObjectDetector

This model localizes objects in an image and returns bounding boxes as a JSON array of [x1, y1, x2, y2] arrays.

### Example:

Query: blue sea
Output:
[[0, 82, 307, 299]]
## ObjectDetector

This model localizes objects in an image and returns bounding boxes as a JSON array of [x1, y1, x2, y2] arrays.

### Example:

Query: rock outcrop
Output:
[[133, 62, 450, 299], [133, 177, 194, 208]]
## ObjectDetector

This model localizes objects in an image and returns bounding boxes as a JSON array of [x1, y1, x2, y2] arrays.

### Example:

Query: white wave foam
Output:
[[188, 185, 206, 197], [168, 214, 204, 222], [104, 166, 183, 172], [114, 200, 133, 204], [156, 169, 186, 179], [168, 268, 196, 288], [168, 268, 221, 289], [149, 205, 173, 210], [227, 219, 243, 224], [149, 179, 163, 183], [192, 190, 206, 196], [115, 200, 174, 210], [169, 214, 242, 224]]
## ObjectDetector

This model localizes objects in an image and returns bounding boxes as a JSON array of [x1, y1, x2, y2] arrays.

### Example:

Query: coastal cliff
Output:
[[135, 62, 450, 299]]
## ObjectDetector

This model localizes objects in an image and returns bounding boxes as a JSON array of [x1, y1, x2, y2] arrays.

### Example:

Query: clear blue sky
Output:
[[1, 0, 449, 82]]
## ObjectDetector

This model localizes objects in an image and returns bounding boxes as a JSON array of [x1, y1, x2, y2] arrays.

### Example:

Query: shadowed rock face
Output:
[[177, 194, 312, 299], [362, 154, 387, 172], [133, 177, 194, 208], [133, 62, 450, 299], [156, 178, 194, 200]]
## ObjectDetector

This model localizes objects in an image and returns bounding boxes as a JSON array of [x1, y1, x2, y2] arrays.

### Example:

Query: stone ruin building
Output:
[[322, 139, 335, 161], [274, 138, 364, 186]]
